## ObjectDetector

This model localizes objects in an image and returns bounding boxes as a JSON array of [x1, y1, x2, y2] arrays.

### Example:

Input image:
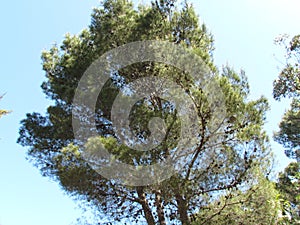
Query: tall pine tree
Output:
[[18, 0, 277, 224]]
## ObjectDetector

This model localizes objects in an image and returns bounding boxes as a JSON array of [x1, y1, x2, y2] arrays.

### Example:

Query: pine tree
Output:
[[274, 34, 300, 224], [18, 1, 275, 224]]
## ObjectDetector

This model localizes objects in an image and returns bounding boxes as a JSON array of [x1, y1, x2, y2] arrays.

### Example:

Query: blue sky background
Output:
[[0, 0, 299, 224]]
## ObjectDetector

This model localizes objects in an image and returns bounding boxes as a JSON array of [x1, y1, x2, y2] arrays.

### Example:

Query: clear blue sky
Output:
[[0, 0, 299, 224]]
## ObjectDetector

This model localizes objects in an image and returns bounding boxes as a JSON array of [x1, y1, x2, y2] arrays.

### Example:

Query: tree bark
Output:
[[155, 190, 166, 225], [136, 187, 156, 225], [175, 191, 190, 225]]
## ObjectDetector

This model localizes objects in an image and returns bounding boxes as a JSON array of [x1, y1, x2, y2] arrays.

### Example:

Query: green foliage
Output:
[[273, 34, 300, 101], [192, 171, 282, 225], [274, 34, 300, 160], [276, 162, 300, 224], [273, 34, 300, 160], [274, 34, 300, 224], [274, 99, 300, 160], [18, 0, 275, 224], [273, 34, 300, 161]]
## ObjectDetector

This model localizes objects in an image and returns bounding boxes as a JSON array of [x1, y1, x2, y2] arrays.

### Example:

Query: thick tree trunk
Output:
[[155, 190, 166, 225], [175, 192, 190, 225], [136, 187, 156, 225]]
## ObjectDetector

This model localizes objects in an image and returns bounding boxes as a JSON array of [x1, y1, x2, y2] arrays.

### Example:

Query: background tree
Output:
[[274, 34, 300, 161], [276, 162, 300, 224], [273, 34, 300, 101], [274, 34, 300, 224], [18, 0, 277, 224]]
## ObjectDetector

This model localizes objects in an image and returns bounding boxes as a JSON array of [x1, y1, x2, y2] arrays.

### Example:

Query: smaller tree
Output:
[[276, 162, 300, 224], [273, 34, 300, 161], [273, 34, 300, 101], [274, 99, 300, 160], [274, 34, 300, 224]]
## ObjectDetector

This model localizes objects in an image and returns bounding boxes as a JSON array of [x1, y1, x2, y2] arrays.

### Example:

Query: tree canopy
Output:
[[18, 0, 279, 224], [273, 34, 300, 161], [273, 34, 300, 101], [273, 34, 300, 224]]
